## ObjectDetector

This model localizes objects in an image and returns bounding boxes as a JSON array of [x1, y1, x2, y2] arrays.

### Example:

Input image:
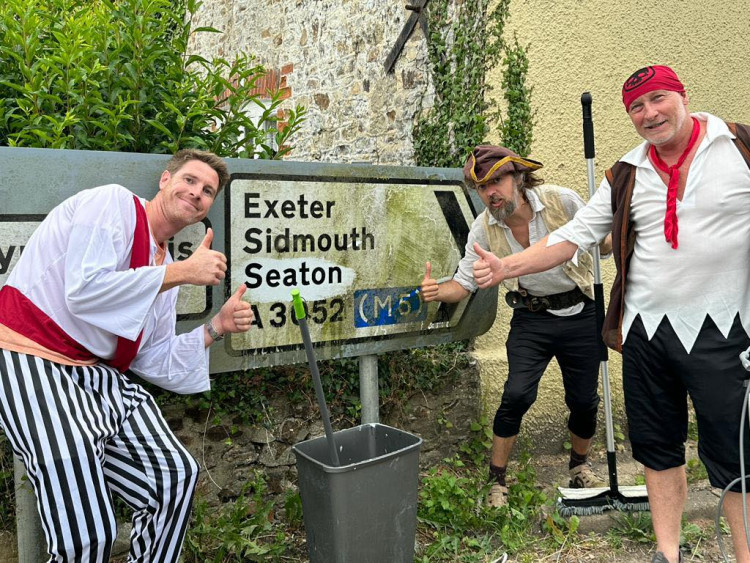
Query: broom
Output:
[[556, 92, 650, 516]]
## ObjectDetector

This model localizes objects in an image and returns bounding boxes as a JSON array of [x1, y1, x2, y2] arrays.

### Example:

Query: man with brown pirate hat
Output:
[[472, 65, 750, 562], [420, 145, 611, 508]]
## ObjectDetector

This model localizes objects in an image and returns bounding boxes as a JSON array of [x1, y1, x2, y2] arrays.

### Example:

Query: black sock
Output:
[[489, 463, 507, 486], [569, 449, 587, 470]]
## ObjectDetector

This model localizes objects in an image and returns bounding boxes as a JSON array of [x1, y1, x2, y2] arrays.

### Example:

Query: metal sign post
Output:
[[359, 355, 379, 424]]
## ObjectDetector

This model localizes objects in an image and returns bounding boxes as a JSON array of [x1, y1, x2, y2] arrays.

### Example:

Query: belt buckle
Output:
[[527, 296, 550, 312], [505, 291, 525, 309]]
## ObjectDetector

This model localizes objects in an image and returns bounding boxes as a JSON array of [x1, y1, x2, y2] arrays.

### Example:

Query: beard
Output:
[[488, 191, 520, 222]]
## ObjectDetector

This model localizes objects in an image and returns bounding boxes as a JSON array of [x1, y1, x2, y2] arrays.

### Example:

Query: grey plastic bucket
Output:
[[292, 423, 422, 563]]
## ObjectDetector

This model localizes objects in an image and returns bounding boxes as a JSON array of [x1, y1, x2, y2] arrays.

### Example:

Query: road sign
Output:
[[0, 147, 498, 372], [0, 217, 42, 281], [225, 174, 482, 357]]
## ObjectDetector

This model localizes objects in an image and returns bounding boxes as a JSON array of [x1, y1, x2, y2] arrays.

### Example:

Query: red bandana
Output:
[[622, 65, 685, 112], [648, 117, 700, 249]]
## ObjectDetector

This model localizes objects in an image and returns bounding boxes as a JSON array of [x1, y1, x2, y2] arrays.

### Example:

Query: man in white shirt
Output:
[[472, 66, 750, 563], [0, 149, 254, 562], [420, 145, 608, 509]]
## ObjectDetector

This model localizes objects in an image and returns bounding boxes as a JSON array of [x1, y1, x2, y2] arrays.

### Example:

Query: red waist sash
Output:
[[0, 195, 149, 371]]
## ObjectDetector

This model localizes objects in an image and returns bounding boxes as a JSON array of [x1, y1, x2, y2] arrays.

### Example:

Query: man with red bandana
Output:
[[472, 66, 750, 563], [420, 145, 610, 509]]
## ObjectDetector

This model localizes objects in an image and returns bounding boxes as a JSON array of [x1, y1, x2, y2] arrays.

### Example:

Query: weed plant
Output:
[[0, 436, 13, 530], [183, 472, 293, 562], [608, 511, 655, 545], [416, 417, 548, 562]]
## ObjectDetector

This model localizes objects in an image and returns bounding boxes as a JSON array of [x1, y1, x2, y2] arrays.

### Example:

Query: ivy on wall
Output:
[[499, 34, 533, 156], [413, 0, 534, 165]]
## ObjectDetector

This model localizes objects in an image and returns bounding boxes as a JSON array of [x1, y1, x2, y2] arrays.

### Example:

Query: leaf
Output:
[[145, 119, 175, 138], [193, 26, 222, 34]]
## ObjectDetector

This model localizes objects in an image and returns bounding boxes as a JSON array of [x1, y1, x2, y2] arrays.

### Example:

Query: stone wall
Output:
[[188, 0, 433, 165]]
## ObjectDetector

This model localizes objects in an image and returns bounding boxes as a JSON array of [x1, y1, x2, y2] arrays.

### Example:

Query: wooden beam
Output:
[[384, 0, 430, 74]]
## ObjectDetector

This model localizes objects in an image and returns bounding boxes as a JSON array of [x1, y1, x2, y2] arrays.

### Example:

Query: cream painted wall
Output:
[[479, 0, 750, 452]]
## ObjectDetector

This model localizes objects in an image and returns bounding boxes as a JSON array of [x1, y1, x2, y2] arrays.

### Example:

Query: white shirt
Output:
[[5, 184, 210, 393], [454, 186, 589, 316], [549, 113, 750, 352]]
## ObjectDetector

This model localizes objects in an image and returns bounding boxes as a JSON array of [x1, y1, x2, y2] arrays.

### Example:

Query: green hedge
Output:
[[0, 0, 305, 157]]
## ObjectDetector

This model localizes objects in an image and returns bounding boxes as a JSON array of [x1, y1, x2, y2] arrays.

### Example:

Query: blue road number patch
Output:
[[354, 287, 427, 328]]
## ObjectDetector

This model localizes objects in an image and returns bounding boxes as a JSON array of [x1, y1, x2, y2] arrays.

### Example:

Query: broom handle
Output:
[[582, 92, 618, 494], [292, 289, 340, 467]]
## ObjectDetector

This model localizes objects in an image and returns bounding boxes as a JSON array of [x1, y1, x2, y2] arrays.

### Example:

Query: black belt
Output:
[[505, 286, 588, 312]]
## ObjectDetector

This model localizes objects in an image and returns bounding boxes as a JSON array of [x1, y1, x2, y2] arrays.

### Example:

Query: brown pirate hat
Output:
[[463, 145, 543, 185]]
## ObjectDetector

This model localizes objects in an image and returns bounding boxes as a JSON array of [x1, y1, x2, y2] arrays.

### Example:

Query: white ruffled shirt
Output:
[[549, 113, 750, 352], [5, 184, 210, 393], [454, 186, 589, 316]]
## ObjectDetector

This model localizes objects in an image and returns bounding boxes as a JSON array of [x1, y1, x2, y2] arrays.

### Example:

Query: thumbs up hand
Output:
[[741, 346, 750, 372], [200, 228, 214, 249], [183, 227, 227, 286], [162, 228, 228, 290], [420, 261, 440, 302], [212, 284, 254, 337], [472, 243, 505, 289]]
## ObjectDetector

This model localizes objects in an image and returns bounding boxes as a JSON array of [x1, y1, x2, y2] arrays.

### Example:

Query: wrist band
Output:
[[205, 319, 224, 341]]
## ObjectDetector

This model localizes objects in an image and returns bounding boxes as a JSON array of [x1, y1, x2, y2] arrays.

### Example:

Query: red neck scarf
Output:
[[648, 117, 700, 249]]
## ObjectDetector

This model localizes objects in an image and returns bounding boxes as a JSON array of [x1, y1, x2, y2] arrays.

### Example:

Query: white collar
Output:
[[620, 112, 732, 168]]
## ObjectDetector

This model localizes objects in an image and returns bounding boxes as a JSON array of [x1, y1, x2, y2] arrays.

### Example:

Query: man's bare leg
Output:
[[723, 491, 750, 563], [570, 433, 593, 457], [491, 434, 517, 468], [645, 466, 686, 563]]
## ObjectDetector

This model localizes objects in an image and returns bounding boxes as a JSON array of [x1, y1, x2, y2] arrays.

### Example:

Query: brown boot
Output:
[[487, 483, 509, 508], [568, 463, 605, 488]]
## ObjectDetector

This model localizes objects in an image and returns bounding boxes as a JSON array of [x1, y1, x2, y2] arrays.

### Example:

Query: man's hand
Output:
[[420, 262, 440, 302], [472, 243, 505, 289], [163, 228, 227, 290], [741, 346, 750, 371], [213, 284, 254, 336], [188, 228, 227, 286]]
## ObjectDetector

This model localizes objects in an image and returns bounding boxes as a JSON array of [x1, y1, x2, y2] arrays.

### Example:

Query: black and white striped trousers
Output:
[[0, 349, 199, 562]]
